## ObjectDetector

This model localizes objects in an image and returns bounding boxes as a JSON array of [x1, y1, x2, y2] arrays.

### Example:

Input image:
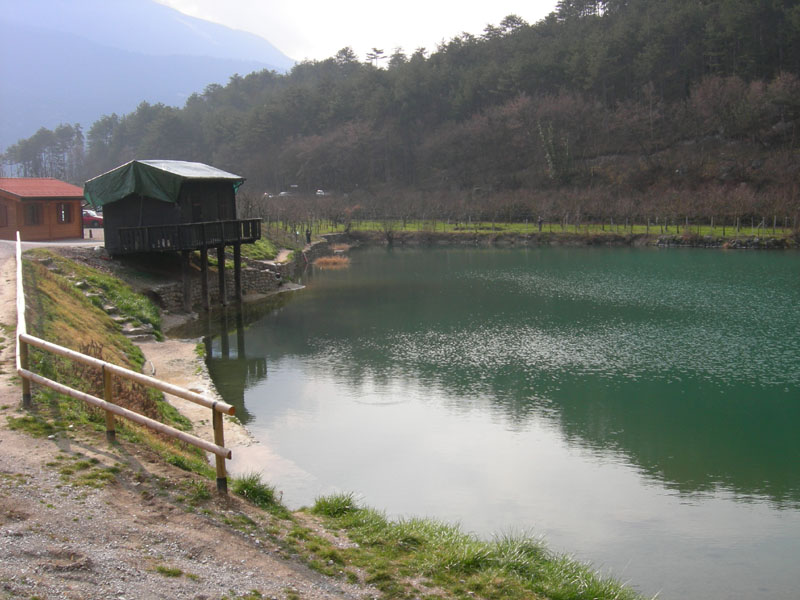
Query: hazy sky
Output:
[[156, 1, 559, 63]]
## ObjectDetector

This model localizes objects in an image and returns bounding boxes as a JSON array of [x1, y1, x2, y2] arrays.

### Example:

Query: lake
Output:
[[194, 245, 800, 600]]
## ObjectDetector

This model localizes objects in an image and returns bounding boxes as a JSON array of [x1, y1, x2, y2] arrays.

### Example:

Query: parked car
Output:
[[82, 209, 103, 228]]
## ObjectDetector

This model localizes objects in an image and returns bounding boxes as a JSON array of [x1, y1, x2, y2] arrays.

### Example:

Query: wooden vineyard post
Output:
[[213, 408, 227, 493], [103, 366, 116, 441]]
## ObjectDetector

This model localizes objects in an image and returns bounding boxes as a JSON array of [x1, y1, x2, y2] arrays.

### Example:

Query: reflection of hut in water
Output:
[[203, 309, 266, 425], [206, 356, 265, 425]]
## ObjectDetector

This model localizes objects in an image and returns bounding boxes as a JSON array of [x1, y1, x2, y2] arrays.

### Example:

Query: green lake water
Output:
[[193, 246, 800, 599]]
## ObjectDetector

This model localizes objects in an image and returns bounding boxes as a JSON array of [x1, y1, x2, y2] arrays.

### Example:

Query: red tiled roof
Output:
[[0, 177, 85, 200]]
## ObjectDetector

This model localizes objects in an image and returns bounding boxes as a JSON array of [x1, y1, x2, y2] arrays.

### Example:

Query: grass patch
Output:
[[231, 472, 290, 518], [197, 251, 232, 270], [312, 491, 358, 518], [240, 238, 278, 261], [6, 415, 60, 437], [155, 565, 184, 577], [47, 453, 121, 489], [222, 591, 264, 600], [176, 478, 212, 507], [162, 449, 215, 478], [309, 494, 644, 600]]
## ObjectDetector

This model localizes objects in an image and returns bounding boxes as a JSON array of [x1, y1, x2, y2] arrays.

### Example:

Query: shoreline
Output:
[[139, 333, 316, 493], [334, 229, 797, 249], [139, 282, 311, 488]]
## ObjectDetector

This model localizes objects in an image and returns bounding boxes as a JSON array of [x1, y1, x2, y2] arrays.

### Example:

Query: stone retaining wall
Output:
[[655, 234, 793, 249], [153, 266, 282, 312], [326, 230, 796, 249], [154, 239, 334, 313]]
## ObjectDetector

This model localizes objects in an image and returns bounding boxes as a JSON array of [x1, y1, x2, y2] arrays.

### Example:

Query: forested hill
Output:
[[4, 0, 800, 225]]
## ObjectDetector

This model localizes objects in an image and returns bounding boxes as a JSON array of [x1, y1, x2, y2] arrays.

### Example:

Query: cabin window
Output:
[[57, 202, 73, 224], [24, 203, 43, 226], [0, 204, 7, 228]]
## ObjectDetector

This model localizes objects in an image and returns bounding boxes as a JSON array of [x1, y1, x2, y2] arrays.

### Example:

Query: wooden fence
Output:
[[14, 233, 234, 492]]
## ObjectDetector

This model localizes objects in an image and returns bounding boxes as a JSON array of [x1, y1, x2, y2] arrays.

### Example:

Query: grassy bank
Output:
[[308, 493, 644, 600], [15, 249, 197, 464]]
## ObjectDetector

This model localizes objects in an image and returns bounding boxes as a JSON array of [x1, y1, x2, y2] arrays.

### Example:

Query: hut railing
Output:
[[14, 233, 233, 492], [117, 218, 260, 253]]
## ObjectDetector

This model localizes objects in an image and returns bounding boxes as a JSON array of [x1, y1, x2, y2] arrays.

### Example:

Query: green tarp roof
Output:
[[83, 160, 244, 208]]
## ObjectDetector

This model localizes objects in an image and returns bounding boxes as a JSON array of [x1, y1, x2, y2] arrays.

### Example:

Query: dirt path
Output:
[[0, 251, 372, 600]]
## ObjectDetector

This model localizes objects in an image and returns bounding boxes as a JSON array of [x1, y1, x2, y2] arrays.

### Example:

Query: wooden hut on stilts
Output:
[[84, 160, 261, 312]]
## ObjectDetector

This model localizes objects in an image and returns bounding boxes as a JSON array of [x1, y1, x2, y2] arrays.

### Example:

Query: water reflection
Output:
[[187, 247, 800, 510], [184, 305, 272, 425]]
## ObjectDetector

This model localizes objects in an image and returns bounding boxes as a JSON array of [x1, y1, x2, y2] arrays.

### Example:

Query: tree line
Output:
[[3, 0, 800, 229]]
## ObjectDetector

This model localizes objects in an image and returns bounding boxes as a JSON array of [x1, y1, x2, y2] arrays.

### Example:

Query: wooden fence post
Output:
[[103, 366, 115, 441], [20, 339, 31, 409], [212, 408, 227, 493]]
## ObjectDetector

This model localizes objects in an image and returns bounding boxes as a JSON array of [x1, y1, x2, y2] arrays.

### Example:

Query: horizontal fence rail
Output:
[[18, 333, 234, 417], [117, 218, 261, 254], [14, 232, 233, 491], [17, 366, 230, 458]]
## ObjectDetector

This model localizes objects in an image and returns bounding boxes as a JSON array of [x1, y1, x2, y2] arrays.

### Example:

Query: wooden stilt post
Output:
[[233, 243, 242, 302], [181, 251, 192, 313], [201, 247, 210, 311], [217, 245, 227, 306], [213, 409, 227, 493], [103, 366, 115, 441]]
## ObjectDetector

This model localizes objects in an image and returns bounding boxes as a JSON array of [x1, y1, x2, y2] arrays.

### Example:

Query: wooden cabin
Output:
[[83, 159, 259, 255], [84, 160, 261, 310], [0, 178, 84, 241]]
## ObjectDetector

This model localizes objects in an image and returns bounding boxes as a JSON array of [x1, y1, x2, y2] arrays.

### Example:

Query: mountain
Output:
[[0, 0, 295, 150]]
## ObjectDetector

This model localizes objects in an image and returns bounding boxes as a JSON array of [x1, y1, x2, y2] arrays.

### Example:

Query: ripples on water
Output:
[[309, 256, 799, 397], [467, 264, 799, 386]]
